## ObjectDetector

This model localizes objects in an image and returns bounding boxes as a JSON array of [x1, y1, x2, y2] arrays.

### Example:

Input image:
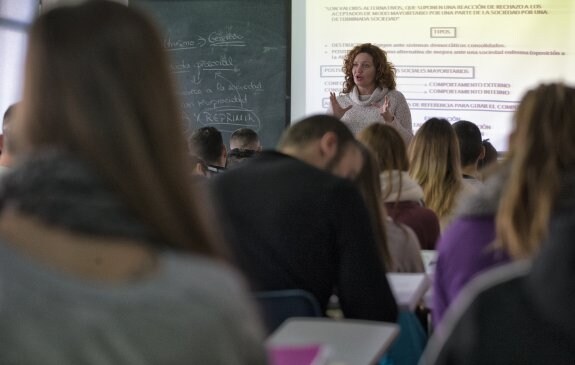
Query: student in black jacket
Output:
[[212, 114, 398, 322]]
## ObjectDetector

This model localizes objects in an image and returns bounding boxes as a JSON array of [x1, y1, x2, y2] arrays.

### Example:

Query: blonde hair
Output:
[[408, 118, 462, 219], [497, 83, 575, 258]]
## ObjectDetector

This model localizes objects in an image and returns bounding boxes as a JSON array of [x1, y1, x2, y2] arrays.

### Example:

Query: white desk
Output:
[[387, 273, 431, 311], [267, 317, 399, 365]]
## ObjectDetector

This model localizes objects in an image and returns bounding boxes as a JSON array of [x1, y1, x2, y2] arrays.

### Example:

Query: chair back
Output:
[[255, 289, 322, 335]]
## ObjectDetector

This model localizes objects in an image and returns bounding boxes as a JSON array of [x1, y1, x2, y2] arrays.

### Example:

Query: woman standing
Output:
[[0, 2, 266, 364], [328, 43, 413, 144]]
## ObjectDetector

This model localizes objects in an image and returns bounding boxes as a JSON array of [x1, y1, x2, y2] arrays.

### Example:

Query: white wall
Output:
[[0, 0, 131, 119], [0, 0, 36, 119]]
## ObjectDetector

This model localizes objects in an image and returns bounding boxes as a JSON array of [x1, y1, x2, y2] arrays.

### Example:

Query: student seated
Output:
[[423, 84, 575, 363], [0, 103, 18, 174], [358, 123, 440, 250], [0, 2, 266, 363], [452, 120, 484, 187], [229, 127, 262, 151], [477, 139, 498, 171], [227, 128, 262, 168], [189, 126, 227, 176], [212, 115, 398, 322], [354, 143, 425, 273], [432, 83, 574, 327], [408, 118, 477, 231]]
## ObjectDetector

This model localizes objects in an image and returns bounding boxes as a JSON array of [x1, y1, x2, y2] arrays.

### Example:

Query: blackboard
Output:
[[135, 0, 290, 149]]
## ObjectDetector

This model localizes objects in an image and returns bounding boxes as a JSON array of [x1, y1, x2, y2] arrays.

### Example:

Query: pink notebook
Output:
[[268, 344, 330, 365]]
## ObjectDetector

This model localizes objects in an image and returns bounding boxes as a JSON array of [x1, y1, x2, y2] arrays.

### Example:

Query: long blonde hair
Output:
[[408, 118, 462, 219], [497, 83, 575, 258]]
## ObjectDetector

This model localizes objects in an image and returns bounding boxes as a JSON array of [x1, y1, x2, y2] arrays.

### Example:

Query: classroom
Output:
[[0, 0, 574, 364]]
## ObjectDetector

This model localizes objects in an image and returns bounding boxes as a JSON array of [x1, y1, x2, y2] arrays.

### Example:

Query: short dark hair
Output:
[[3, 103, 18, 136], [478, 139, 498, 169], [230, 128, 260, 150], [2, 103, 19, 155], [453, 120, 483, 166], [189, 127, 224, 165], [226, 148, 258, 169], [3, 103, 18, 123], [278, 114, 355, 149]]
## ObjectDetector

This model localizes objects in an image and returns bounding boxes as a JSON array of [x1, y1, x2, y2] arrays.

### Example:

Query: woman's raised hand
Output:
[[375, 96, 394, 123], [330, 92, 352, 119]]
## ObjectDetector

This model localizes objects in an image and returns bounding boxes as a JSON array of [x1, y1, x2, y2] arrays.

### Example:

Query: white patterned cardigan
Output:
[[327, 86, 414, 145]]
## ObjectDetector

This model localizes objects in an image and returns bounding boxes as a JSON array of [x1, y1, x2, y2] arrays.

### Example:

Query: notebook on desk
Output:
[[387, 273, 431, 311], [268, 343, 330, 365], [267, 317, 399, 365]]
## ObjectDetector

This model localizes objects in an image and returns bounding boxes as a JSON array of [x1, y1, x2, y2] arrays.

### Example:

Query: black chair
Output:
[[254, 289, 322, 335]]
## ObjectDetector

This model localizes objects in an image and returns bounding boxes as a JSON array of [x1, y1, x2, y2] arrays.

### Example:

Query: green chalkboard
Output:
[[135, 0, 290, 149]]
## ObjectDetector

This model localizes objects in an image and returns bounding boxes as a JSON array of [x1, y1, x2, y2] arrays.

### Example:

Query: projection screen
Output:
[[292, 0, 575, 151]]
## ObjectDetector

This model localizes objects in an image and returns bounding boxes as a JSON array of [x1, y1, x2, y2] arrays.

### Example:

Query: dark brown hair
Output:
[[19, 1, 224, 257], [189, 126, 225, 165], [452, 120, 483, 167], [354, 143, 393, 269], [278, 114, 355, 149]]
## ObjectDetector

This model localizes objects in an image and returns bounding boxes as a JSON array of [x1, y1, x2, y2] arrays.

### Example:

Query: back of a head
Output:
[[229, 128, 260, 151], [452, 120, 483, 167], [17, 1, 222, 256], [3, 103, 17, 128], [226, 148, 258, 169], [408, 118, 461, 217], [478, 139, 498, 169], [189, 126, 225, 166], [497, 83, 575, 258], [278, 114, 355, 150], [354, 142, 392, 268], [2, 103, 19, 156], [358, 123, 409, 172]]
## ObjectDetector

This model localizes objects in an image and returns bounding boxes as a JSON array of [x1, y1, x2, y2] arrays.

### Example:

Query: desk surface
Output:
[[267, 318, 399, 365], [387, 273, 431, 311]]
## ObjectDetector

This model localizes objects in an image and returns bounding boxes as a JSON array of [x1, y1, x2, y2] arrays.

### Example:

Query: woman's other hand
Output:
[[330, 92, 352, 119]]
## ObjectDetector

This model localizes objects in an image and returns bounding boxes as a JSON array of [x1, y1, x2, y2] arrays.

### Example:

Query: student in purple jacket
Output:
[[425, 82, 575, 364], [432, 83, 573, 326], [432, 164, 510, 326]]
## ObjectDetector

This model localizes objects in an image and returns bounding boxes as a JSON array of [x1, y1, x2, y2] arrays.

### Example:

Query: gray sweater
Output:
[[0, 241, 267, 365]]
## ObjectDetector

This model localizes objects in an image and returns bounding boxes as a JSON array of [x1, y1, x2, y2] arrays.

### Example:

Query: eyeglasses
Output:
[[206, 164, 226, 174]]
